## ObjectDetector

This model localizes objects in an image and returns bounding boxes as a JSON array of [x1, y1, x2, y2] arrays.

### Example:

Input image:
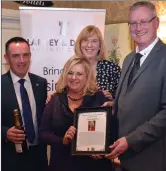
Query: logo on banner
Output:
[[27, 20, 75, 53], [59, 21, 69, 36]]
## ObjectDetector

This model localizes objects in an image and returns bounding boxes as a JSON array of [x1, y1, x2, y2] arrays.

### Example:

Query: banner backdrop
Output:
[[19, 7, 106, 93]]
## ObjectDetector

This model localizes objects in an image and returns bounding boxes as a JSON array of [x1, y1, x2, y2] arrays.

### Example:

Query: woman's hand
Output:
[[63, 126, 76, 145], [102, 90, 113, 100], [101, 101, 114, 107], [101, 101, 114, 114], [45, 91, 56, 104]]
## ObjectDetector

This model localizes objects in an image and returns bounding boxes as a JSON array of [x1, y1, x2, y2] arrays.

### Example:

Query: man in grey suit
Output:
[[106, 1, 166, 171]]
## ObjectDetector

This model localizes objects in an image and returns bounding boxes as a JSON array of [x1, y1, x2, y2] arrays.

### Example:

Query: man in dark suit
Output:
[[106, 1, 166, 171], [2, 37, 48, 171]]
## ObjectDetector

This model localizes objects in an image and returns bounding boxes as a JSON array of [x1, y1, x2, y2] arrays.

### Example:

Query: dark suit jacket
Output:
[[115, 39, 166, 171], [39, 91, 113, 171], [1, 71, 48, 171]]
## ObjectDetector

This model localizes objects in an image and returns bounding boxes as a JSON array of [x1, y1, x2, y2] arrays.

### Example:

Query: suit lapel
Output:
[[129, 39, 163, 87], [6, 72, 22, 122], [115, 52, 135, 101], [29, 73, 41, 121]]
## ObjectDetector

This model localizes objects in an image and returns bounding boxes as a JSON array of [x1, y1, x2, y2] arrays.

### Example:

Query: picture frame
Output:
[[71, 106, 112, 156]]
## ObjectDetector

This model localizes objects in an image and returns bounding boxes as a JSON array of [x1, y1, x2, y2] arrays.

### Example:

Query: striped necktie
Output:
[[128, 53, 143, 86]]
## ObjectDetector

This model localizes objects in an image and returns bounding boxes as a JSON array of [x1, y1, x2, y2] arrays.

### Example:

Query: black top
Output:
[[96, 60, 121, 99], [39, 91, 113, 171]]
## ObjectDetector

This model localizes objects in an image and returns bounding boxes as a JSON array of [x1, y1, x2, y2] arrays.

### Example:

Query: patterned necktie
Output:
[[19, 79, 36, 143], [128, 53, 143, 86]]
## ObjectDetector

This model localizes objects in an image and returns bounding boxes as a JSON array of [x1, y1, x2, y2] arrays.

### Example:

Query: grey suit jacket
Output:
[[115, 39, 166, 171]]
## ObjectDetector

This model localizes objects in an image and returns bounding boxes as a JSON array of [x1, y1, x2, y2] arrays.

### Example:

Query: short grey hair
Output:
[[129, 1, 157, 17]]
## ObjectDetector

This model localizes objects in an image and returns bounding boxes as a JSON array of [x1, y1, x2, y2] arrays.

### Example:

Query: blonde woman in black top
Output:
[[75, 25, 121, 99]]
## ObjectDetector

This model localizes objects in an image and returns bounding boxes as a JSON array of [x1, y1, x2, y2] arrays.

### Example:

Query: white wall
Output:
[[2, 9, 20, 74], [104, 23, 132, 68]]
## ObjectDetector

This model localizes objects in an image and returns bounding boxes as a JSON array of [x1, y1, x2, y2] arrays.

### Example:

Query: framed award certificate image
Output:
[[71, 106, 112, 155]]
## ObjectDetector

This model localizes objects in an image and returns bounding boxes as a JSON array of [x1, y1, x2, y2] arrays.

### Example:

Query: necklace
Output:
[[67, 95, 83, 101]]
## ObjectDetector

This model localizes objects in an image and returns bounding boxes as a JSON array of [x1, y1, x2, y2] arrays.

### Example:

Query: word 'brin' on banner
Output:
[[14, 1, 54, 7]]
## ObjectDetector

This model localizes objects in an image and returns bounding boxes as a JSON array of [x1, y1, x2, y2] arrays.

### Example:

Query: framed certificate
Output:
[[71, 106, 112, 155]]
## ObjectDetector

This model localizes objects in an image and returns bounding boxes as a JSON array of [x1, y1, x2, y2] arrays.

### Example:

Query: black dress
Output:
[[96, 60, 121, 99], [39, 91, 113, 171]]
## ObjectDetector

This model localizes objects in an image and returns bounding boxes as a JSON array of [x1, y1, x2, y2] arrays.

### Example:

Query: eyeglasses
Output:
[[128, 16, 156, 28]]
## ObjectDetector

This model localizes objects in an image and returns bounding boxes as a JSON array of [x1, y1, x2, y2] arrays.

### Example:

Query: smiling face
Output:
[[67, 63, 87, 94], [4, 42, 31, 78], [129, 6, 159, 50], [80, 34, 100, 61]]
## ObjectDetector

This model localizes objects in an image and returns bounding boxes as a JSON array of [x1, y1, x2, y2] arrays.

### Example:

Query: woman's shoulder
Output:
[[97, 60, 121, 74], [98, 59, 119, 67], [86, 91, 104, 99], [93, 90, 110, 102], [50, 92, 66, 102], [93, 90, 105, 97]]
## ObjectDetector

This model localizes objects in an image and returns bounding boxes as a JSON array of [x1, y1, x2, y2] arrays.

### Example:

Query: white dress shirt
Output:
[[136, 37, 159, 66], [10, 70, 38, 146]]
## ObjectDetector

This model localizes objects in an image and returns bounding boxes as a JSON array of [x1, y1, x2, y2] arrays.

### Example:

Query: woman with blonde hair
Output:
[[46, 25, 120, 103], [75, 25, 121, 99], [40, 55, 113, 171]]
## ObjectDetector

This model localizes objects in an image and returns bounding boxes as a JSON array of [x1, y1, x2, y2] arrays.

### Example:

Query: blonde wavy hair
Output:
[[56, 55, 98, 96], [75, 25, 106, 61]]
